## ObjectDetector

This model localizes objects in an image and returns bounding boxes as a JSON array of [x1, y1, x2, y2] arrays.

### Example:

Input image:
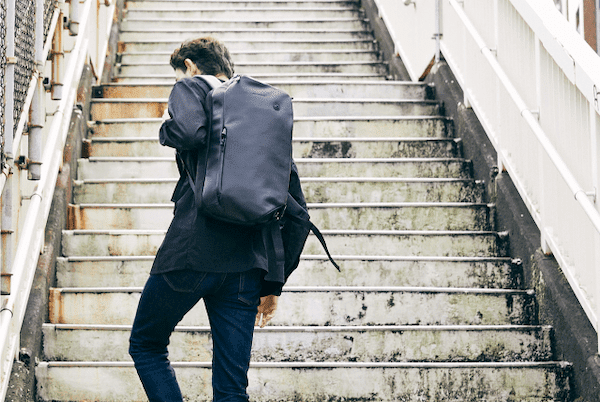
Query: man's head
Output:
[[170, 37, 234, 81]]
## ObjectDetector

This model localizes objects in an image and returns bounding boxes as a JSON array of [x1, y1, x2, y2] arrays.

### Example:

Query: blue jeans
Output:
[[129, 269, 262, 402]]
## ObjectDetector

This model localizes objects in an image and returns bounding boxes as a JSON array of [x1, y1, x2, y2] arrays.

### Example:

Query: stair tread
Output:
[[39, 360, 570, 368], [59, 255, 512, 262], [45, 323, 544, 330], [51, 285, 533, 294]]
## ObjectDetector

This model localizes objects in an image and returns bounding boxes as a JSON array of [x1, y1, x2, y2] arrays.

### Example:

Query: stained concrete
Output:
[[424, 60, 600, 401]]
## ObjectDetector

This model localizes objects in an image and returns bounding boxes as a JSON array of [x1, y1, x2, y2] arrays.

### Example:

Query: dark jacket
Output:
[[150, 77, 269, 279]]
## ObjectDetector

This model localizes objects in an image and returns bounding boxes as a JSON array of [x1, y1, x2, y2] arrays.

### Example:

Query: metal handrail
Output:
[[445, 0, 600, 236]]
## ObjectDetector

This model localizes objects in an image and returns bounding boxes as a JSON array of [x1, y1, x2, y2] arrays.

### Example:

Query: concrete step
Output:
[[124, 9, 363, 20], [125, 1, 361, 10], [115, 61, 388, 77], [76, 158, 473, 179], [70, 202, 492, 231], [112, 72, 387, 83], [118, 39, 378, 53], [73, 178, 485, 204], [35, 361, 572, 402], [295, 158, 472, 178], [83, 137, 460, 159], [121, 18, 369, 31], [56, 256, 519, 289], [118, 29, 374, 42], [48, 286, 536, 326], [90, 98, 440, 119], [61, 230, 507, 258], [118, 50, 382, 64], [41, 323, 553, 363], [90, 117, 450, 139], [93, 81, 431, 100]]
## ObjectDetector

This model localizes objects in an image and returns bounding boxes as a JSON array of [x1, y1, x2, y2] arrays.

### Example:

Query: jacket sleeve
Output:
[[159, 78, 209, 151]]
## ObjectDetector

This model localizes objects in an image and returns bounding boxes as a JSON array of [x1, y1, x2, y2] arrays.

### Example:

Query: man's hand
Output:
[[255, 295, 279, 328]]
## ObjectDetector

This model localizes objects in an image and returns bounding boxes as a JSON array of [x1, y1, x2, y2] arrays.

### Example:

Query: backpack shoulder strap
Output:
[[181, 75, 225, 205]]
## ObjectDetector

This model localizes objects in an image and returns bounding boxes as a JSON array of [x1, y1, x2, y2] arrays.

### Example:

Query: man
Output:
[[129, 37, 280, 402]]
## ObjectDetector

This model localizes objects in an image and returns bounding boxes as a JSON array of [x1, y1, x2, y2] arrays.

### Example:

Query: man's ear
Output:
[[184, 58, 196, 74]]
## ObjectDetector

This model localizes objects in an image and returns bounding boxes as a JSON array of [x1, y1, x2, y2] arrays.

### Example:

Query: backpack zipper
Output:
[[217, 127, 227, 196]]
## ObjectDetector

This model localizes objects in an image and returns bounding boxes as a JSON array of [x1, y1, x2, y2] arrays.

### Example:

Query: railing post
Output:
[[434, 0, 442, 63], [51, 11, 64, 100], [591, 99, 600, 355], [68, 0, 80, 35], [2, 0, 16, 301], [29, 0, 46, 181]]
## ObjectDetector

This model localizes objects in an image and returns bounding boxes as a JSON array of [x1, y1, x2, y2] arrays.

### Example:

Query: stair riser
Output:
[[118, 51, 381, 64], [121, 19, 369, 31], [116, 62, 387, 77], [85, 139, 459, 159], [119, 30, 374, 42], [125, 1, 361, 10], [35, 364, 571, 402], [95, 82, 428, 100], [62, 232, 505, 257], [72, 205, 491, 231], [90, 100, 440, 119], [296, 160, 471, 179], [77, 160, 471, 180], [73, 180, 484, 204], [56, 258, 518, 289], [114, 74, 387, 83], [125, 10, 363, 20], [91, 118, 450, 138], [119, 40, 378, 53], [42, 326, 553, 363], [49, 289, 535, 326]]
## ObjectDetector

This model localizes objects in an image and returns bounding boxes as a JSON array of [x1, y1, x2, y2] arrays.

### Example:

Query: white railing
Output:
[[379, 0, 600, 352], [0, 0, 115, 399]]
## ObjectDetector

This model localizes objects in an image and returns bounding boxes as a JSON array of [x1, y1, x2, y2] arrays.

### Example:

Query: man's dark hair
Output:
[[170, 37, 235, 78]]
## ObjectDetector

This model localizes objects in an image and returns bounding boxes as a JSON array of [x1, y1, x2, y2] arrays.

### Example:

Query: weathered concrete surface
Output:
[[73, 178, 484, 203], [123, 9, 364, 20], [71, 203, 491, 231], [124, 1, 364, 10], [96, 81, 430, 99], [90, 117, 451, 138], [117, 60, 388, 76], [118, 39, 377, 53], [90, 98, 441, 119], [75, 158, 472, 179], [47, 287, 537, 326], [36, 362, 572, 402], [61, 230, 507, 257], [42, 324, 553, 363], [118, 50, 381, 64], [121, 19, 370, 31], [56, 256, 520, 289], [425, 59, 597, 400], [84, 137, 459, 158]]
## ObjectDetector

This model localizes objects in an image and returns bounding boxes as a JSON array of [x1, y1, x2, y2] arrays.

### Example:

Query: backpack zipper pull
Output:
[[220, 127, 227, 145]]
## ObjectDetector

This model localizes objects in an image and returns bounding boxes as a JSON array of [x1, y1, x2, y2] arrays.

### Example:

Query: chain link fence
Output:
[[13, 0, 36, 133], [1, 0, 57, 163], [44, 0, 56, 42]]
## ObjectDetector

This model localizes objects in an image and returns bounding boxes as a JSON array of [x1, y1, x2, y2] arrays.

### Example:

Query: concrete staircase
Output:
[[35, 0, 572, 400]]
